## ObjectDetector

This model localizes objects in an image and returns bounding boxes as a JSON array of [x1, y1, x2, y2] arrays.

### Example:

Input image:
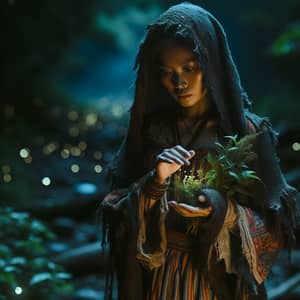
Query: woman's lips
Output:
[[177, 94, 192, 98]]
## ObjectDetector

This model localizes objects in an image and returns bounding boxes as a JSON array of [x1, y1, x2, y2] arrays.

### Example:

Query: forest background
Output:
[[0, 0, 299, 299]]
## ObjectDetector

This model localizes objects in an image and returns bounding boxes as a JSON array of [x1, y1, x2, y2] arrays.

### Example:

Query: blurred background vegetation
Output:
[[0, 0, 299, 299]]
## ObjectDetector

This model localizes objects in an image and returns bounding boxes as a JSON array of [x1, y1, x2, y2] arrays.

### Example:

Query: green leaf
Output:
[[205, 169, 216, 178], [10, 257, 27, 265], [228, 147, 238, 152], [248, 174, 263, 183], [31, 220, 47, 233], [218, 155, 226, 162], [269, 22, 300, 57], [56, 272, 72, 280], [4, 266, 16, 273], [30, 272, 52, 285], [224, 135, 238, 145], [207, 152, 215, 165], [215, 142, 225, 150], [10, 212, 29, 220], [241, 170, 256, 177], [206, 178, 216, 188], [239, 163, 248, 169], [228, 171, 240, 181]]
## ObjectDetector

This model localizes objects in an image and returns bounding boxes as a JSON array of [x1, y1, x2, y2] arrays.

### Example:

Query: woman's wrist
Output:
[[153, 170, 169, 185], [143, 169, 170, 200]]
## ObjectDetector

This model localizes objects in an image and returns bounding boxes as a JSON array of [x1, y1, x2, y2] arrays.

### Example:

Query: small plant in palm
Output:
[[173, 133, 263, 236]]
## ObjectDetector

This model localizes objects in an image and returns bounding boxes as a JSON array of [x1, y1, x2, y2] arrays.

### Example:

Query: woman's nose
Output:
[[171, 73, 187, 88]]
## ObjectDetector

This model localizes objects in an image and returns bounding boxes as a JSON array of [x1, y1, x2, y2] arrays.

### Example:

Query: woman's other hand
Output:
[[168, 194, 212, 217], [154, 145, 195, 184]]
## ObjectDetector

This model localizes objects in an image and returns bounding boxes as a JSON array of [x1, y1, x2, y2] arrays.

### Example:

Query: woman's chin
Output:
[[175, 98, 198, 108]]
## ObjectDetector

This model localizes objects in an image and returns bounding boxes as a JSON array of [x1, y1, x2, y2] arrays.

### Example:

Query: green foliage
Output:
[[269, 22, 300, 57], [174, 133, 262, 201], [206, 133, 262, 198], [0, 207, 73, 300], [174, 134, 263, 236], [174, 173, 204, 206]]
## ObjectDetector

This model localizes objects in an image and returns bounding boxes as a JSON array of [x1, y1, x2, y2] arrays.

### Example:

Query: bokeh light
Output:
[[19, 148, 30, 159], [78, 141, 87, 151], [85, 113, 97, 126], [292, 142, 300, 151], [42, 177, 51, 186], [60, 149, 70, 159], [14, 286, 22, 295], [70, 147, 81, 157], [94, 164, 103, 173], [3, 174, 12, 183], [71, 164, 80, 173], [43, 143, 58, 155]]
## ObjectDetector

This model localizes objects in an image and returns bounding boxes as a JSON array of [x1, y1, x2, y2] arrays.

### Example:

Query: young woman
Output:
[[101, 3, 298, 300]]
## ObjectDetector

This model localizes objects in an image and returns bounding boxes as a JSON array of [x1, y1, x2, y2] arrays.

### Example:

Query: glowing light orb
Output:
[[19, 148, 30, 158], [94, 164, 103, 173], [61, 149, 70, 159], [78, 141, 87, 151], [3, 174, 12, 183], [42, 177, 51, 186], [71, 164, 80, 173], [43, 143, 57, 155], [292, 142, 300, 151], [70, 147, 81, 157], [85, 113, 97, 126], [15, 286, 22, 295]]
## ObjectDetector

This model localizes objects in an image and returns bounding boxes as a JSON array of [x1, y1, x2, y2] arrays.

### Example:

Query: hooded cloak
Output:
[[108, 1, 297, 233], [103, 2, 299, 299], [109, 1, 253, 187]]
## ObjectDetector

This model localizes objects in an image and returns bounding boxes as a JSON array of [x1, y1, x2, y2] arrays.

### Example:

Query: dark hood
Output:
[[110, 2, 252, 187]]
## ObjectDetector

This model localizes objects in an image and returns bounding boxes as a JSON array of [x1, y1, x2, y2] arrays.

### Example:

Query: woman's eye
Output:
[[183, 66, 195, 72]]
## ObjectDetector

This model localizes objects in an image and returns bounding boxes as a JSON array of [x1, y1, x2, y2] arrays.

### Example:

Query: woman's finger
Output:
[[174, 145, 194, 159], [156, 153, 176, 164], [168, 148, 191, 165], [162, 152, 186, 165]]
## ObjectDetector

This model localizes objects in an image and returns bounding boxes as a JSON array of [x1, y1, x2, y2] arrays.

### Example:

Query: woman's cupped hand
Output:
[[154, 145, 212, 217]]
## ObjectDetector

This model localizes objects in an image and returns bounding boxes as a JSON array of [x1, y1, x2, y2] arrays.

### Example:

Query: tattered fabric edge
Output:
[[136, 183, 170, 270]]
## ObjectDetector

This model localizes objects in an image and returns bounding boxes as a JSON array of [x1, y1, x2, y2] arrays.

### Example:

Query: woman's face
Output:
[[158, 39, 207, 108]]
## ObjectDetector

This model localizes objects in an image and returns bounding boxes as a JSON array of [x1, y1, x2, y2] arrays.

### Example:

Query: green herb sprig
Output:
[[173, 133, 263, 236]]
